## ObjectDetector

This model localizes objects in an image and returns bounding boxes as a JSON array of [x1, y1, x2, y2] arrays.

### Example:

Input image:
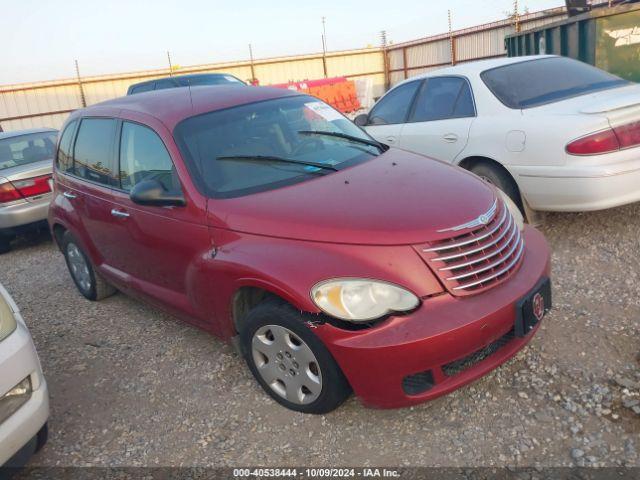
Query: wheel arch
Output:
[[230, 280, 316, 336], [456, 155, 524, 205], [51, 222, 68, 250]]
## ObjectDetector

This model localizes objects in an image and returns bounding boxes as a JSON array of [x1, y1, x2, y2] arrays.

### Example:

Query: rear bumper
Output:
[[512, 155, 640, 212], [315, 226, 551, 409], [0, 195, 51, 232]]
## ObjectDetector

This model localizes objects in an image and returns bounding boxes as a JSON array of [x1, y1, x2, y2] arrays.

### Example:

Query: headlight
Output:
[[497, 189, 524, 232], [0, 294, 17, 343], [311, 279, 420, 322]]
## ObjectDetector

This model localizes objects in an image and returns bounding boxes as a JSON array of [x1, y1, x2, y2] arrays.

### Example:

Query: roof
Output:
[[0, 127, 57, 140], [396, 55, 557, 85], [74, 85, 301, 130]]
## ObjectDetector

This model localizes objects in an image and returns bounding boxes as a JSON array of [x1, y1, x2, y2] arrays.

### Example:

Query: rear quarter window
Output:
[[73, 118, 118, 186], [57, 121, 78, 173]]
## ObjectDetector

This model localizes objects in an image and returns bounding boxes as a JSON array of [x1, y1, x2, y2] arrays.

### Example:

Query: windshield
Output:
[[481, 57, 629, 109], [0, 131, 57, 171], [174, 95, 380, 198]]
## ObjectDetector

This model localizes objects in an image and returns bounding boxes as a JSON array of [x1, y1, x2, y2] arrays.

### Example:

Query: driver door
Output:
[[107, 118, 210, 319], [363, 80, 422, 146]]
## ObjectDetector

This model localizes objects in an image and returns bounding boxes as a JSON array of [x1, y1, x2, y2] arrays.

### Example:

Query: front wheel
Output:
[[240, 302, 351, 414], [469, 162, 523, 212], [61, 231, 116, 301]]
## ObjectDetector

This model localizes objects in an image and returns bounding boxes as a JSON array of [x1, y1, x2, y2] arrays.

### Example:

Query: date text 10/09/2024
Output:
[[233, 468, 401, 478]]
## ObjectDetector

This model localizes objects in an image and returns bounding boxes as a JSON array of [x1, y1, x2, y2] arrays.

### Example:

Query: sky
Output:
[[0, 0, 565, 86]]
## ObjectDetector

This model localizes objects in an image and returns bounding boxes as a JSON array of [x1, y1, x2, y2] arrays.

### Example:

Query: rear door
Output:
[[398, 76, 475, 163], [55, 117, 122, 267], [107, 118, 211, 320], [364, 80, 422, 147]]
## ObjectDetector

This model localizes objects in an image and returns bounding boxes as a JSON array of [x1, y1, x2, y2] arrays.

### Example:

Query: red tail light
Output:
[[12, 175, 52, 198], [566, 129, 620, 155], [567, 121, 640, 155], [0, 182, 22, 204], [613, 120, 640, 149], [0, 175, 51, 204]]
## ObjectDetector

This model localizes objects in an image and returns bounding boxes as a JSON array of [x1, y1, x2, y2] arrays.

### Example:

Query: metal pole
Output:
[[322, 17, 327, 51], [248, 44, 257, 85], [402, 47, 408, 79], [448, 10, 456, 65], [514, 0, 521, 33], [380, 30, 390, 91], [74, 60, 86, 108], [321, 18, 328, 78], [167, 51, 173, 76]]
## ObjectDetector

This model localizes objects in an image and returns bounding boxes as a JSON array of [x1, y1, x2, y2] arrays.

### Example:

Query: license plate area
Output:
[[515, 277, 552, 337]]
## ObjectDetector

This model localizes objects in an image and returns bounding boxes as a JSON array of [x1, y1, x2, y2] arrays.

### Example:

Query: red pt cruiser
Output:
[[48, 86, 551, 413]]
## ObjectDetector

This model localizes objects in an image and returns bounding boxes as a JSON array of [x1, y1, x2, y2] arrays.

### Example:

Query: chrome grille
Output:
[[416, 200, 525, 296]]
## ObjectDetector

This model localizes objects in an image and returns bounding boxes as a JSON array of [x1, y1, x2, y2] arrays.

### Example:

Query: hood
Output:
[[208, 149, 496, 245]]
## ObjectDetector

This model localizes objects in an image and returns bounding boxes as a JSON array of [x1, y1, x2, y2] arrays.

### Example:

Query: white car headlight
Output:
[[497, 189, 524, 232], [311, 279, 420, 322], [0, 294, 17, 342]]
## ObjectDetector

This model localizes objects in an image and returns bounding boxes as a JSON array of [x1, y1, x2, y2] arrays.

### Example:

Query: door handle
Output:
[[110, 209, 130, 219], [63, 191, 77, 199], [385, 136, 397, 144], [443, 133, 458, 143]]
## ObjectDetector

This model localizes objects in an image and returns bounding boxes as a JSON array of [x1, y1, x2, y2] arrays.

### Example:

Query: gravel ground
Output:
[[1, 204, 638, 468]]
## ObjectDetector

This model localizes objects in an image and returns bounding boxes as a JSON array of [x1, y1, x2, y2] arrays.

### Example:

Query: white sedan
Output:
[[356, 55, 640, 213], [0, 282, 48, 467]]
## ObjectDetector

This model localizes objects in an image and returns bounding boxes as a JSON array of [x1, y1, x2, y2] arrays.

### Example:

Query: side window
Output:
[[453, 80, 475, 117], [118, 122, 180, 193], [368, 81, 421, 125], [57, 121, 77, 172], [410, 77, 475, 122], [130, 83, 154, 94], [73, 118, 118, 186], [154, 79, 177, 91]]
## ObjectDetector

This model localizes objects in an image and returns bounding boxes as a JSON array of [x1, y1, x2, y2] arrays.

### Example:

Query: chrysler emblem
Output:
[[437, 198, 498, 233], [532, 293, 545, 322]]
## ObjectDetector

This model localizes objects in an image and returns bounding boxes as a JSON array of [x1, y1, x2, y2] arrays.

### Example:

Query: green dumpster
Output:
[[506, 3, 640, 82]]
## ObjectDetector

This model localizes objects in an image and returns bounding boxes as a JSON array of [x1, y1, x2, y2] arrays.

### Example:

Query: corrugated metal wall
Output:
[[386, 7, 568, 86], [0, 6, 569, 132], [0, 48, 384, 132]]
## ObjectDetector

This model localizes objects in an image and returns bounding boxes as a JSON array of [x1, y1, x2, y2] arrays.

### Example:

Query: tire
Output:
[[61, 231, 116, 301], [470, 162, 523, 211], [240, 301, 351, 414], [0, 235, 13, 255]]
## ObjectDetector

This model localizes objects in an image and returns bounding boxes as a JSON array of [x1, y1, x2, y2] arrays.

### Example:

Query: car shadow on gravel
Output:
[[2, 228, 53, 256]]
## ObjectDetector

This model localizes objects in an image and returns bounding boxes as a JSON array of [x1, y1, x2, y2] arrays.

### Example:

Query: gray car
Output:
[[0, 128, 58, 253]]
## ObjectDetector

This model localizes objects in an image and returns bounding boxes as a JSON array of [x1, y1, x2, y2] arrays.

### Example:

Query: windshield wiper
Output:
[[216, 155, 338, 172], [297, 130, 384, 151]]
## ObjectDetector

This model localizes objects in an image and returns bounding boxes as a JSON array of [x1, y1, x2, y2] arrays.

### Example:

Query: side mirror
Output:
[[130, 179, 186, 207], [354, 114, 369, 127]]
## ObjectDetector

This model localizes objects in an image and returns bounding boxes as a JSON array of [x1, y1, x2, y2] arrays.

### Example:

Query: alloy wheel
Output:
[[66, 243, 92, 292]]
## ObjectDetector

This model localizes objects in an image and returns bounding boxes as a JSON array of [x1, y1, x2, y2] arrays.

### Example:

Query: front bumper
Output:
[[0, 300, 49, 466], [315, 226, 551, 409], [0, 195, 51, 232]]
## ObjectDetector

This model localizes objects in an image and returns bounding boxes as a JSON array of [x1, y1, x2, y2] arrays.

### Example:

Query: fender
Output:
[[204, 227, 444, 340]]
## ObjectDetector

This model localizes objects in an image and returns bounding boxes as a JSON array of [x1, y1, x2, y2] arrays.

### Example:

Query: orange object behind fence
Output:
[[270, 77, 361, 114]]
